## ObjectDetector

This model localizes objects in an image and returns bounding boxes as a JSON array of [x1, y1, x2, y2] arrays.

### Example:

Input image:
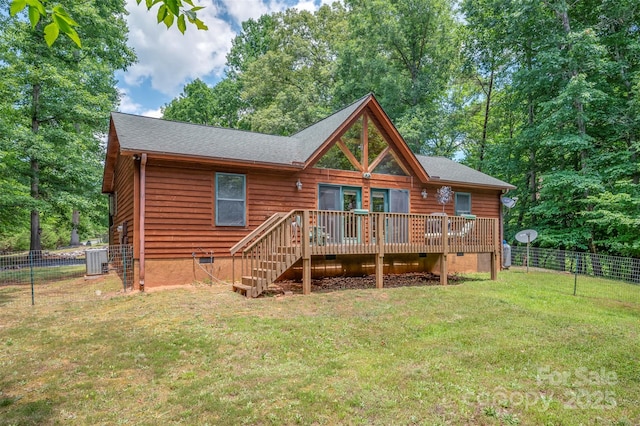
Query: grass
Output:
[[0, 270, 638, 425], [0, 274, 129, 307], [0, 265, 86, 286]]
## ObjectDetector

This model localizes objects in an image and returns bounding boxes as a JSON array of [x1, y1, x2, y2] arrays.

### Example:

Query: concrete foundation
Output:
[[131, 252, 490, 289]]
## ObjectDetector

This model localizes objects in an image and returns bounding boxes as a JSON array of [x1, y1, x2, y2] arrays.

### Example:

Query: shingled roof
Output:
[[416, 155, 515, 190], [105, 93, 514, 191], [110, 94, 370, 167]]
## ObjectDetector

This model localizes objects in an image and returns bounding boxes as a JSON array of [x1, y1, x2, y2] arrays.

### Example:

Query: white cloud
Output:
[[219, 0, 337, 24], [293, 0, 338, 12], [117, 89, 162, 117], [220, 0, 271, 25], [123, 0, 235, 97], [141, 108, 163, 118], [121, 0, 340, 114], [291, 0, 327, 12], [117, 89, 142, 114]]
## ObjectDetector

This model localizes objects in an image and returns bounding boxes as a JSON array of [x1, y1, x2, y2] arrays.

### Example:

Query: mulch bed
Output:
[[266, 272, 464, 295]]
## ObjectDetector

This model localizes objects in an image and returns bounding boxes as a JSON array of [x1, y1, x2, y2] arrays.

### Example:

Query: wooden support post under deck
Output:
[[375, 213, 384, 289], [303, 258, 311, 294], [491, 218, 499, 280], [440, 215, 448, 286], [302, 210, 311, 295]]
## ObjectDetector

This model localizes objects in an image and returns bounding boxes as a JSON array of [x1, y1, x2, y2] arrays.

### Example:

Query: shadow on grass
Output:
[[0, 285, 27, 306], [0, 397, 54, 425]]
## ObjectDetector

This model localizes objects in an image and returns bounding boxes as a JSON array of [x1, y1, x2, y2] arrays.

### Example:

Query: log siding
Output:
[[139, 159, 503, 260]]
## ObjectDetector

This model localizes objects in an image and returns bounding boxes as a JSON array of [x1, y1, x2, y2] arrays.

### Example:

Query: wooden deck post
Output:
[[375, 213, 384, 289], [491, 218, 499, 280], [440, 215, 448, 286], [302, 210, 311, 295]]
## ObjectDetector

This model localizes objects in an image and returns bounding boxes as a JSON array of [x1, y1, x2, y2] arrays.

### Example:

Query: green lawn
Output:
[[1, 270, 638, 425], [0, 264, 86, 286]]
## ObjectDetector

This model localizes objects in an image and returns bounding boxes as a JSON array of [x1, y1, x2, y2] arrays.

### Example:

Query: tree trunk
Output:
[[478, 70, 494, 173], [70, 210, 80, 246], [556, 2, 598, 253], [525, 38, 538, 204], [30, 83, 42, 252]]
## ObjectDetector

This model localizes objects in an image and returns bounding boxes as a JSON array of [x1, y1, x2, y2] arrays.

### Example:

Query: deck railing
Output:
[[305, 211, 497, 255], [239, 210, 304, 287], [236, 210, 499, 295]]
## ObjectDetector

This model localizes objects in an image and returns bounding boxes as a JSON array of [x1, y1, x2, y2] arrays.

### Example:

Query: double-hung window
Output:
[[455, 193, 471, 216], [216, 173, 246, 226]]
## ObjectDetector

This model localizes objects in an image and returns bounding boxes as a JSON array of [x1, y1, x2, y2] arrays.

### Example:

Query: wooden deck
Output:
[[232, 210, 500, 297]]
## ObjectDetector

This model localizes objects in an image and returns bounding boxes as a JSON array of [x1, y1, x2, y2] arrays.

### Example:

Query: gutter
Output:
[[139, 153, 147, 291], [119, 149, 303, 171], [427, 177, 516, 191]]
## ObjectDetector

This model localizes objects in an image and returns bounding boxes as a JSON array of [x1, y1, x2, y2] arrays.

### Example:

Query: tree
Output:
[[9, 0, 207, 47], [0, 0, 136, 251], [237, 4, 348, 135], [162, 78, 244, 128], [166, 4, 349, 136], [460, 0, 640, 257], [335, 0, 461, 155]]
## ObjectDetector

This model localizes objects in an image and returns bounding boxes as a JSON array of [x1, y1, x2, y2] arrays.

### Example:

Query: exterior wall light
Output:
[[295, 179, 303, 191], [421, 188, 428, 199]]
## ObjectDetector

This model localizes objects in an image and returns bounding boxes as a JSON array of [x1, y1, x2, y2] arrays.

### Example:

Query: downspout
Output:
[[139, 153, 147, 291], [499, 189, 507, 269]]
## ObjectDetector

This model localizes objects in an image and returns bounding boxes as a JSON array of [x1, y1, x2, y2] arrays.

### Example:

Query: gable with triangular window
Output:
[[314, 113, 409, 176]]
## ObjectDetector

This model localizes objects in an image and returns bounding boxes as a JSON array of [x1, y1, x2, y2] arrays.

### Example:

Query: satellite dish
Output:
[[515, 229, 538, 273], [501, 196, 518, 209], [515, 229, 538, 243]]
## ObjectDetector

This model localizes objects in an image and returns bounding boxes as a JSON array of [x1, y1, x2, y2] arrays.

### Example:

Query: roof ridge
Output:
[[111, 111, 293, 140], [291, 93, 373, 137]]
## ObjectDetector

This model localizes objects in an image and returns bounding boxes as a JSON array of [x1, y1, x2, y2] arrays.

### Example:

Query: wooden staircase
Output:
[[231, 211, 303, 298], [233, 246, 301, 297]]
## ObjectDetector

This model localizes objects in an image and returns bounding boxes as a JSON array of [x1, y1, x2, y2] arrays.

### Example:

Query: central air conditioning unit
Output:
[[86, 248, 108, 275]]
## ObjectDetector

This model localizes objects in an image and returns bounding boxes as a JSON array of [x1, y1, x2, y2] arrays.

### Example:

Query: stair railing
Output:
[[239, 210, 305, 292]]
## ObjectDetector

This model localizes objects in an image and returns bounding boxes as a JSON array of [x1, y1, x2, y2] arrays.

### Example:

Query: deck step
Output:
[[260, 260, 284, 269], [252, 268, 280, 280], [233, 282, 256, 297], [241, 275, 263, 286], [267, 254, 297, 263], [276, 246, 300, 254]]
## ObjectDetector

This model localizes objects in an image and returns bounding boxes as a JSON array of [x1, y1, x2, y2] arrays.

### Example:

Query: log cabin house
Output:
[[102, 93, 515, 296]]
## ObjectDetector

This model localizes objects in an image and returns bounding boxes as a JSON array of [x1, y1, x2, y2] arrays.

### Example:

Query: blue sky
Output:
[[118, 0, 335, 117]]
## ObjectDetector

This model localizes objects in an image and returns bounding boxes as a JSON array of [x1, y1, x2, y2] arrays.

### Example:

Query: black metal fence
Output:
[[510, 246, 640, 304], [0, 245, 134, 307]]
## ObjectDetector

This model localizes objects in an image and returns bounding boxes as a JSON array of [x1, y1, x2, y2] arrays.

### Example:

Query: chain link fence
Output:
[[0, 245, 134, 307], [510, 246, 640, 304]]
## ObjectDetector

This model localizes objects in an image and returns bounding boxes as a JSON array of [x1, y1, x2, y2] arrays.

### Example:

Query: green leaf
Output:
[[43, 22, 59, 47], [183, 0, 194, 6], [24, 0, 46, 14], [164, 0, 179, 17], [156, 4, 167, 23], [9, 0, 27, 16], [53, 14, 74, 35], [163, 11, 174, 28], [177, 14, 186, 34], [28, 6, 41, 28], [65, 28, 82, 47], [194, 18, 207, 31], [190, 6, 203, 11], [52, 5, 79, 26]]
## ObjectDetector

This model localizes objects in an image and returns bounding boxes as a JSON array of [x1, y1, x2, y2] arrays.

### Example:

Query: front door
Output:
[[318, 185, 362, 243], [371, 189, 409, 243]]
